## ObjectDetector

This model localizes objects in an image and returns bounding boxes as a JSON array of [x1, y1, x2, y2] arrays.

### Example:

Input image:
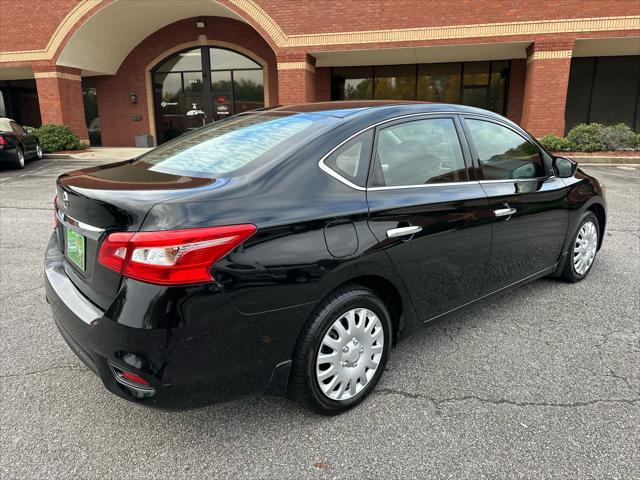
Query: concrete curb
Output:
[[569, 156, 639, 165]]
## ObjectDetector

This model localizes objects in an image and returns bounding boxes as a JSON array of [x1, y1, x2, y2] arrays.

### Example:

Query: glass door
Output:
[[152, 46, 265, 144], [211, 71, 234, 120]]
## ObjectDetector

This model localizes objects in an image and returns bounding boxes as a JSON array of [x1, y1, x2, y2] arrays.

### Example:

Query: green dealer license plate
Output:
[[66, 228, 86, 270]]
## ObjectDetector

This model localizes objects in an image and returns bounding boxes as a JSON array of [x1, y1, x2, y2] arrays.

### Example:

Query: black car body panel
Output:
[[44, 102, 606, 408], [0, 118, 40, 163]]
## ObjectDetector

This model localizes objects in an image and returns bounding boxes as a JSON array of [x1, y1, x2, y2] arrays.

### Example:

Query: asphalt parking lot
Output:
[[0, 158, 638, 479]]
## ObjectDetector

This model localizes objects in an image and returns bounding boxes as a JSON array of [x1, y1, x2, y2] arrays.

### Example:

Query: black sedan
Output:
[[45, 102, 606, 414], [0, 118, 43, 168]]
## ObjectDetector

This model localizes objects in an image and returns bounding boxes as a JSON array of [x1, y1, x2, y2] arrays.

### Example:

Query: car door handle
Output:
[[386, 225, 422, 238], [494, 207, 517, 217]]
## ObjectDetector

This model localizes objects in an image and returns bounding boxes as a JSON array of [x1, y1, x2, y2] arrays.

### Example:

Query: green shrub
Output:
[[33, 124, 87, 153], [602, 123, 635, 150], [539, 134, 571, 152], [630, 134, 640, 150], [566, 123, 605, 152]]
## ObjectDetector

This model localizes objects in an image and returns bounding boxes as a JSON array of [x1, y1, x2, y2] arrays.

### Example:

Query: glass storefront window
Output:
[[210, 48, 261, 70], [233, 70, 265, 114], [331, 61, 509, 114], [183, 72, 203, 95], [211, 71, 233, 120], [462, 88, 488, 109], [82, 81, 101, 146], [211, 71, 233, 93], [0, 79, 42, 127], [463, 62, 490, 86], [331, 67, 373, 100], [589, 56, 640, 129], [373, 65, 416, 100], [565, 55, 640, 133], [153, 72, 184, 115], [417, 63, 461, 103], [155, 48, 202, 72]]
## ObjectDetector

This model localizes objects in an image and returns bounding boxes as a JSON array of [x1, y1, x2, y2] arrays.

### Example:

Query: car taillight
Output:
[[0, 136, 7, 145], [98, 224, 256, 285]]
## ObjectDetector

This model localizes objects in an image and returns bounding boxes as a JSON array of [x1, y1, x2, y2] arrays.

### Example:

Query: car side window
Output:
[[324, 129, 374, 187], [465, 119, 545, 180], [10, 122, 25, 135], [372, 118, 467, 187]]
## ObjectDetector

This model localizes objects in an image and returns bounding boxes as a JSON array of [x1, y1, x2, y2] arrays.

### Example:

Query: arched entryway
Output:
[[151, 46, 265, 144]]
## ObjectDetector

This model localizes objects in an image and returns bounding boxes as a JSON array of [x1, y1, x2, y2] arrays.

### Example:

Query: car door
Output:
[[10, 121, 35, 157], [460, 116, 569, 293], [366, 115, 493, 321]]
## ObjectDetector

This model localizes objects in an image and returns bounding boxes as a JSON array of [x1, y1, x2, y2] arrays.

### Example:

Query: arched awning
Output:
[[56, 0, 267, 75]]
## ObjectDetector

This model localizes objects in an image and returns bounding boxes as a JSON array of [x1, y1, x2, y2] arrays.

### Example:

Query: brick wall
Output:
[[256, 0, 637, 34], [92, 17, 277, 147], [506, 59, 526, 124], [1, 1, 638, 142], [315, 67, 331, 102]]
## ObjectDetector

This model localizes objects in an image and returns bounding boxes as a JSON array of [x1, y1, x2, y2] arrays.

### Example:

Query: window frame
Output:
[[459, 114, 553, 182], [318, 112, 481, 191], [367, 114, 474, 189], [322, 129, 375, 188]]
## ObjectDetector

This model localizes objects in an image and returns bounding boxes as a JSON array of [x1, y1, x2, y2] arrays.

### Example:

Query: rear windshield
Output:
[[137, 112, 334, 177]]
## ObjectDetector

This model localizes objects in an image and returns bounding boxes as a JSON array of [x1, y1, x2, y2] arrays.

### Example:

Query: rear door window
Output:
[[464, 118, 545, 180], [10, 121, 25, 135], [372, 117, 467, 187]]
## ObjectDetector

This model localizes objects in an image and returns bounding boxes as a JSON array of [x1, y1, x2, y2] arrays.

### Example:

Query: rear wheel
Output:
[[34, 143, 43, 160], [560, 211, 599, 282], [14, 147, 25, 169], [290, 285, 392, 415]]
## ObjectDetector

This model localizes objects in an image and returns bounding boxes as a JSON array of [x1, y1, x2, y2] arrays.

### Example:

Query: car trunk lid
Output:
[[55, 160, 226, 310]]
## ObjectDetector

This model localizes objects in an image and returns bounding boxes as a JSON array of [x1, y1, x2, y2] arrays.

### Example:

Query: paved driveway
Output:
[[1, 160, 638, 479]]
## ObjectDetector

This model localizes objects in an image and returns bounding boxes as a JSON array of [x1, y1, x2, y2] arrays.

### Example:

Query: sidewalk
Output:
[[43, 147, 152, 161]]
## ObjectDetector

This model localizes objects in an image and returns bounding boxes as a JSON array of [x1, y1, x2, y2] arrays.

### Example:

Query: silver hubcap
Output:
[[316, 308, 384, 401], [574, 221, 598, 275], [36, 144, 42, 158], [17, 149, 24, 166]]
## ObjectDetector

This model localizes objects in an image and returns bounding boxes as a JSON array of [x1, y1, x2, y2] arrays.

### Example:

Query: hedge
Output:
[[539, 123, 639, 152], [32, 124, 88, 153]]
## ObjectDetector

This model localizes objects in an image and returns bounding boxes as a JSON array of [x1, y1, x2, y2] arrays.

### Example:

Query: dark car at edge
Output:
[[44, 102, 606, 414], [0, 117, 43, 169]]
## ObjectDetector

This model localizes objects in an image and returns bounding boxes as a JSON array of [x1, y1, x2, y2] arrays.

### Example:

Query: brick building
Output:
[[0, 0, 638, 147]]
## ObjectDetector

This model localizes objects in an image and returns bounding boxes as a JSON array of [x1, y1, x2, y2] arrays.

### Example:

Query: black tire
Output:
[[290, 284, 393, 415], [560, 211, 600, 283], [14, 146, 25, 169]]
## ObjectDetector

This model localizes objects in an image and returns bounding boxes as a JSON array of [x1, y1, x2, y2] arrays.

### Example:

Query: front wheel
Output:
[[290, 285, 392, 415], [560, 211, 600, 283]]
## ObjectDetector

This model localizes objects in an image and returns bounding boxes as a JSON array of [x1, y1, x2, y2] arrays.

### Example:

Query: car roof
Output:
[[268, 101, 503, 120]]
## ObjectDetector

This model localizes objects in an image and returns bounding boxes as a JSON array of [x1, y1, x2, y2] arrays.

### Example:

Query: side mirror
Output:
[[553, 156, 577, 178]]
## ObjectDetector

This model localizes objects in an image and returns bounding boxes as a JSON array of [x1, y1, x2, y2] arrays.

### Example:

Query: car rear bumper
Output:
[[0, 146, 17, 161], [44, 232, 306, 408]]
